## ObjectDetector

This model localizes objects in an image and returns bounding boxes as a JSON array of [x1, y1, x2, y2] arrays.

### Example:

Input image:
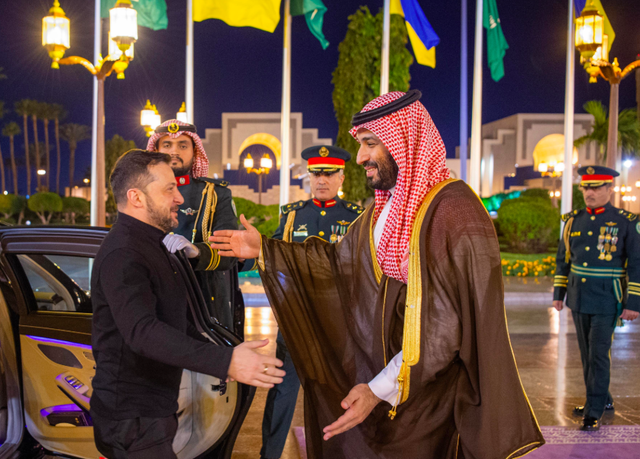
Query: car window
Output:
[[16, 254, 93, 313]]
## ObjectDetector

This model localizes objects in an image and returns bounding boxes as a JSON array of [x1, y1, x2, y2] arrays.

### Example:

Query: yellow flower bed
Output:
[[501, 256, 556, 277]]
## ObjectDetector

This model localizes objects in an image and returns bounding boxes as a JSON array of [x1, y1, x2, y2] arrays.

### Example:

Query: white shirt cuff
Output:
[[368, 351, 402, 405]]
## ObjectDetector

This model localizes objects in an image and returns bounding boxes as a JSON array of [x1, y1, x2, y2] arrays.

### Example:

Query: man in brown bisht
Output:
[[210, 90, 544, 458]]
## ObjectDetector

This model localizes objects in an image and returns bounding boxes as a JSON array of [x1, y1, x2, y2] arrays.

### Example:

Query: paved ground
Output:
[[231, 280, 640, 458]]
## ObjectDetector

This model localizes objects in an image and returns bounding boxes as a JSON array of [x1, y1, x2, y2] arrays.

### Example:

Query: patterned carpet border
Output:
[[540, 425, 640, 444]]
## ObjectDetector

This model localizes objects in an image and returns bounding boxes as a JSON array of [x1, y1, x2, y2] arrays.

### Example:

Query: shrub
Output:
[[0, 194, 27, 223], [497, 197, 560, 253], [520, 187, 553, 203], [62, 197, 90, 225], [28, 192, 63, 224], [232, 197, 280, 236]]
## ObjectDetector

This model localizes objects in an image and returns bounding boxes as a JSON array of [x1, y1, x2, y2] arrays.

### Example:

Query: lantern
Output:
[[141, 100, 160, 137], [244, 154, 254, 170], [260, 154, 273, 170], [110, 0, 138, 56], [42, 0, 70, 69], [575, 0, 604, 60], [176, 102, 189, 123]]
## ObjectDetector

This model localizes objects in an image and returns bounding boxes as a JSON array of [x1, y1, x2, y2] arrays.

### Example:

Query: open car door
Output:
[[0, 227, 254, 459]]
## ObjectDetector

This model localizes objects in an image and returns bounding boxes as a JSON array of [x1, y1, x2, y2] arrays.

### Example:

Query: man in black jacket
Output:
[[91, 149, 284, 458]]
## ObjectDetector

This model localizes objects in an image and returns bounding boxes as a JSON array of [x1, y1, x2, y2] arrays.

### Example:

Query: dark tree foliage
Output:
[[332, 7, 412, 203]]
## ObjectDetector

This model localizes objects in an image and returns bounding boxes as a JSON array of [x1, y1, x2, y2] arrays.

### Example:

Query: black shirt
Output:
[[90, 212, 233, 420]]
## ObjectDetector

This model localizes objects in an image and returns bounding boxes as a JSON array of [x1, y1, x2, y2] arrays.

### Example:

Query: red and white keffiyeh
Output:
[[147, 119, 209, 178], [350, 91, 450, 283]]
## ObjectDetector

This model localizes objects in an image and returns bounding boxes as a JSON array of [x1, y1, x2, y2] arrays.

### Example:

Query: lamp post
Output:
[[244, 154, 273, 205], [575, 1, 640, 178], [140, 100, 161, 137], [42, 0, 137, 226]]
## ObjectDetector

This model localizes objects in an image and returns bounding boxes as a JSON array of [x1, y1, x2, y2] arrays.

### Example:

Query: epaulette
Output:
[[561, 208, 581, 222], [197, 177, 229, 187], [281, 200, 307, 215], [344, 201, 365, 215], [618, 209, 638, 221]]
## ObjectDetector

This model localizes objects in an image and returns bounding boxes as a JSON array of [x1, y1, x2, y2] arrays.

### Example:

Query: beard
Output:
[[145, 193, 179, 233], [363, 151, 399, 190], [171, 156, 193, 177]]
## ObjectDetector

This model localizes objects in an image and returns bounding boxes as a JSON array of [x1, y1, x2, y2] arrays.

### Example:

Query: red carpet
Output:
[[293, 425, 640, 459]]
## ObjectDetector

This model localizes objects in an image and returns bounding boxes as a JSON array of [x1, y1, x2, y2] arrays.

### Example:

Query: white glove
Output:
[[163, 234, 200, 259]]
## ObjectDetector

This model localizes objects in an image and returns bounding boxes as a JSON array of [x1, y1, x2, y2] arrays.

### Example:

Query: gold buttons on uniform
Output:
[[583, 262, 588, 266], [591, 216, 596, 221], [319, 231, 325, 236], [585, 247, 590, 251], [588, 231, 593, 236], [321, 211, 326, 216], [582, 278, 586, 283]]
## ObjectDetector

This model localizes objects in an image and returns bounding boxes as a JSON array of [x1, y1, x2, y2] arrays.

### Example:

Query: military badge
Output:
[[180, 208, 196, 216], [319, 146, 329, 157], [586, 166, 595, 175], [168, 122, 180, 133], [297, 224, 308, 232], [293, 231, 308, 238], [605, 222, 617, 226]]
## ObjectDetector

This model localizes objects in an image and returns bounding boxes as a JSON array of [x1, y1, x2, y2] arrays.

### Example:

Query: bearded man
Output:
[[147, 120, 248, 332], [210, 90, 544, 458]]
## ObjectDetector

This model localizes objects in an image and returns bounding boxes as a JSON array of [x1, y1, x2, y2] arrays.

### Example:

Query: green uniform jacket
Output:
[[174, 175, 241, 330], [553, 202, 640, 314], [272, 197, 364, 243]]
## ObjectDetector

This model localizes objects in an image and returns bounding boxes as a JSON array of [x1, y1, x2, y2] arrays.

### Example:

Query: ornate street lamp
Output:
[[176, 102, 189, 123], [245, 153, 273, 204], [575, 1, 640, 200], [42, 0, 70, 69], [575, 1, 603, 60], [42, 0, 139, 226]]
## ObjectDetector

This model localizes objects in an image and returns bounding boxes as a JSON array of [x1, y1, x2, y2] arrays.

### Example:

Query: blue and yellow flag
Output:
[[193, 0, 282, 33], [574, 0, 615, 52], [390, 0, 439, 68]]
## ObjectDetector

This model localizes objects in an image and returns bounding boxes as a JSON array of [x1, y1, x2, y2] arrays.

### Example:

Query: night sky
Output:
[[0, 0, 638, 195]]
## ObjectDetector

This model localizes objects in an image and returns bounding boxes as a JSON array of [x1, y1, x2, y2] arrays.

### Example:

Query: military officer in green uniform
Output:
[[148, 120, 250, 333], [261, 145, 363, 459], [553, 165, 640, 431]]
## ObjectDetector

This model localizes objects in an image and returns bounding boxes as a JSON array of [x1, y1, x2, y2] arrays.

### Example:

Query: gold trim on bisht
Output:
[[283, 211, 297, 243], [389, 178, 457, 420]]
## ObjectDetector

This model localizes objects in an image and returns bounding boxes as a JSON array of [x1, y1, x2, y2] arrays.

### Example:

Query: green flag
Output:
[[483, 0, 508, 82], [101, 0, 168, 31], [291, 0, 329, 49]]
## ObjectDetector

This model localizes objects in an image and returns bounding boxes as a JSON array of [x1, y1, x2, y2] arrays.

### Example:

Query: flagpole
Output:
[[380, 0, 390, 95], [280, 0, 292, 207], [186, 0, 194, 123], [90, 0, 102, 226], [459, 0, 468, 182], [469, 0, 483, 194], [561, 0, 575, 214]]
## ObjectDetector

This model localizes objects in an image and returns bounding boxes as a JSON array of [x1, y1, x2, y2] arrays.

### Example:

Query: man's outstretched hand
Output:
[[322, 384, 382, 441], [227, 339, 285, 389], [209, 214, 261, 259]]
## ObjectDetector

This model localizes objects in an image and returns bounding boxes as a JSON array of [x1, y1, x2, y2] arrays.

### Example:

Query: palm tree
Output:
[[31, 101, 43, 189], [575, 100, 640, 164], [2, 122, 21, 194], [14, 99, 33, 195], [50, 103, 66, 194], [60, 123, 91, 191], [39, 103, 57, 191]]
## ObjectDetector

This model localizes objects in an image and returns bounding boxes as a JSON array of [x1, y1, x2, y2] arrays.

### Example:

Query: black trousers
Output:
[[92, 411, 178, 459], [571, 311, 616, 419], [261, 331, 300, 459]]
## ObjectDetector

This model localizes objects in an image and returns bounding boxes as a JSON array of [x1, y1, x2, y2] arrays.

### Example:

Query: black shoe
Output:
[[573, 403, 614, 416], [581, 416, 600, 431]]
